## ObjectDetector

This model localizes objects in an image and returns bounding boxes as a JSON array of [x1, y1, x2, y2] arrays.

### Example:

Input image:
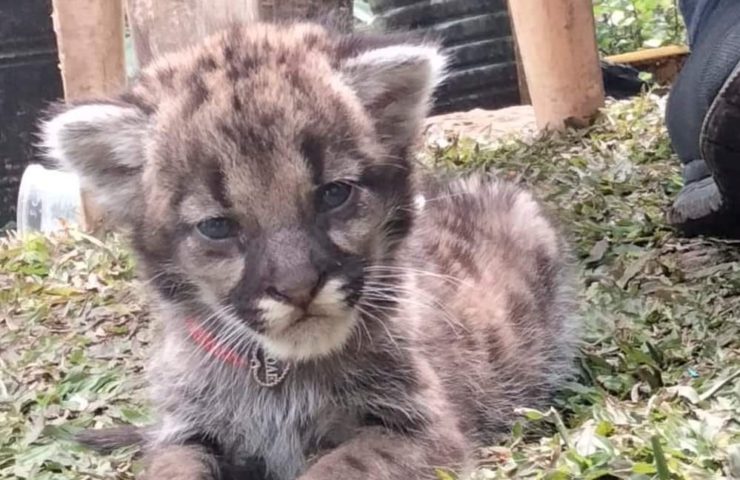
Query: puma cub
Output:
[[42, 22, 578, 480]]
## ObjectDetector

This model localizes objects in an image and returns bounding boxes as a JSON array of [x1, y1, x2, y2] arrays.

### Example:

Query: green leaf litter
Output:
[[2, 94, 738, 479]]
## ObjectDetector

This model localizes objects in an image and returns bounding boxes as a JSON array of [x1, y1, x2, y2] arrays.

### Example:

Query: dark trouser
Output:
[[680, 0, 713, 47], [666, 0, 740, 166], [666, 0, 740, 235]]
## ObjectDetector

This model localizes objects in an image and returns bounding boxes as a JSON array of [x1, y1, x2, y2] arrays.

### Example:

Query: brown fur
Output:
[[142, 445, 221, 480], [41, 22, 578, 480]]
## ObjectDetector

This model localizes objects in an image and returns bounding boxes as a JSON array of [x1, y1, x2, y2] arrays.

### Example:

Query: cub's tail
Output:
[[75, 425, 146, 453]]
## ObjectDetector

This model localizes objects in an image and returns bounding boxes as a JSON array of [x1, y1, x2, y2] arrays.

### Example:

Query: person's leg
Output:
[[665, 0, 740, 236], [680, 0, 713, 46]]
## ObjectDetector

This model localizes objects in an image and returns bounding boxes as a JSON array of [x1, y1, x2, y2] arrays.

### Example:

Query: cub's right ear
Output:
[[40, 102, 149, 225]]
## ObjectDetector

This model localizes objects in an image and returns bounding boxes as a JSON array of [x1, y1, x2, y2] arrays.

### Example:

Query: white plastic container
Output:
[[16, 164, 81, 234]]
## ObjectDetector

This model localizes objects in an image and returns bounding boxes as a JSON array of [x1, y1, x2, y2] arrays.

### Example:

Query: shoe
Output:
[[667, 176, 740, 237]]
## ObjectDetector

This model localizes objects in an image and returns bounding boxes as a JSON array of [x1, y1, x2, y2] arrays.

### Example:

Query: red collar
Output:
[[185, 318, 249, 368], [185, 318, 291, 387]]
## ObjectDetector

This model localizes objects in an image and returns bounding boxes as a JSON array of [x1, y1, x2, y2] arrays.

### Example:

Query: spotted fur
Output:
[[41, 22, 578, 480]]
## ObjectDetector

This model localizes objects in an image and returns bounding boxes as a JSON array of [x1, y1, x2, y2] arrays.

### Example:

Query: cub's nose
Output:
[[265, 268, 325, 309]]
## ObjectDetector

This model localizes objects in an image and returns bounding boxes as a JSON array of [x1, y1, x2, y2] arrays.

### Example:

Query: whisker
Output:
[[354, 304, 406, 355], [364, 266, 472, 288], [360, 285, 469, 335]]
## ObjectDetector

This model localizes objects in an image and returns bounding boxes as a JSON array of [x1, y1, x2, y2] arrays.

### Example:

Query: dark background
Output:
[[0, 0, 63, 228]]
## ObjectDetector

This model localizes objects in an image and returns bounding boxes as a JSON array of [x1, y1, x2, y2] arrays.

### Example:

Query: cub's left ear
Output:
[[40, 101, 149, 226], [341, 44, 447, 151]]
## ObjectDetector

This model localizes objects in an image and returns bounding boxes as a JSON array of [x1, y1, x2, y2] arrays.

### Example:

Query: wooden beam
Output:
[[259, 0, 352, 30], [51, 0, 126, 98], [605, 45, 689, 85], [508, 0, 605, 130], [126, 0, 260, 67], [51, 0, 127, 233], [126, 0, 352, 67], [605, 45, 689, 65]]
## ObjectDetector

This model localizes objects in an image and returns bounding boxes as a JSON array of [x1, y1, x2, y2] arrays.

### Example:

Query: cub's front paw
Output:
[[141, 445, 220, 480]]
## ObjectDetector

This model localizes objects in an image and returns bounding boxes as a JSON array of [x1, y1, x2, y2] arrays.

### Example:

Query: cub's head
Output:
[[41, 23, 445, 362]]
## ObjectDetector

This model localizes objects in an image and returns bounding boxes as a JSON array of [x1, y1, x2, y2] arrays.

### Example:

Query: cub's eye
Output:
[[196, 217, 238, 240], [317, 181, 353, 212]]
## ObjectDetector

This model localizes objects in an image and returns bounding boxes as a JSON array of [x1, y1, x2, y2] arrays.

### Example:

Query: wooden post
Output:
[[51, 0, 127, 233], [125, 0, 260, 67], [505, 0, 531, 105], [508, 0, 604, 130], [259, 0, 352, 30]]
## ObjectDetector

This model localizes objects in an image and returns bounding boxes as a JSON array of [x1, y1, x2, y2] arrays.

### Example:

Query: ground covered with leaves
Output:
[[1, 95, 738, 479]]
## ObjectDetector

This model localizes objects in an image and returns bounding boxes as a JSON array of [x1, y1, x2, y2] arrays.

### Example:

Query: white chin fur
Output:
[[256, 278, 357, 362], [260, 312, 357, 362]]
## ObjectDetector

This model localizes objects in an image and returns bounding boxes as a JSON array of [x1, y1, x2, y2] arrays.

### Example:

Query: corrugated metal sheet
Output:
[[368, 0, 520, 114], [0, 0, 63, 227]]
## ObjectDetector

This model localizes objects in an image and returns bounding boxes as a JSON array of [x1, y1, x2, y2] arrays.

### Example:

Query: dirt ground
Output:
[[424, 105, 537, 147]]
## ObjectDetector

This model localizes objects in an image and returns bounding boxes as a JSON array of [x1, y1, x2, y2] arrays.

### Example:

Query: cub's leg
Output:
[[141, 444, 270, 480], [140, 445, 221, 480], [299, 425, 469, 480]]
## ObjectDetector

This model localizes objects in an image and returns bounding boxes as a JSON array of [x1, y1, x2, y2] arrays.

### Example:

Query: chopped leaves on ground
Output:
[[1, 95, 738, 479]]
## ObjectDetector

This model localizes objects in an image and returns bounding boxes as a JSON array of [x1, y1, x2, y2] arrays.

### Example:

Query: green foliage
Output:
[[0, 230, 148, 479], [354, 0, 375, 26], [433, 94, 739, 479], [594, 0, 687, 55], [2, 96, 738, 478]]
